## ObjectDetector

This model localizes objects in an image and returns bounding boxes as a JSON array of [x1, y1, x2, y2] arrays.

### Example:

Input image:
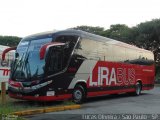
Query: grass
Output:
[[0, 94, 75, 120], [0, 95, 32, 120], [0, 114, 25, 120], [0, 95, 75, 111], [62, 100, 75, 105], [0, 95, 35, 113]]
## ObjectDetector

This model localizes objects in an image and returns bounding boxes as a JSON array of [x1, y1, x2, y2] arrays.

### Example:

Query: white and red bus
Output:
[[4, 30, 155, 103], [0, 45, 15, 91]]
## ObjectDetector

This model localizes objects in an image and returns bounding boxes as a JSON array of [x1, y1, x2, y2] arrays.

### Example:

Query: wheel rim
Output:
[[74, 89, 82, 100], [136, 83, 141, 95]]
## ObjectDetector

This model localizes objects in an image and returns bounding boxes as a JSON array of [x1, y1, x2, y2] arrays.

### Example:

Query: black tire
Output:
[[134, 82, 142, 96], [128, 82, 142, 96], [72, 85, 86, 104]]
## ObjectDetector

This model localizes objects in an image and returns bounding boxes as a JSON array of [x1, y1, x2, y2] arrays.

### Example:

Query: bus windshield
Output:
[[11, 37, 52, 81]]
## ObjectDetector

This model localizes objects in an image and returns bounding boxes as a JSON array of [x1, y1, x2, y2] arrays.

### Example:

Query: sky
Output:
[[0, 0, 160, 37]]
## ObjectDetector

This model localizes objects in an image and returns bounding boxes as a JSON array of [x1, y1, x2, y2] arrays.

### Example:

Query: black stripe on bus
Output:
[[87, 84, 154, 92], [87, 85, 135, 92], [142, 84, 154, 88], [57, 83, 154, 95]]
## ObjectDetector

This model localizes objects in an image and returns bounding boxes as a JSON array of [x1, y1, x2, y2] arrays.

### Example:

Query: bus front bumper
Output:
[[8, 92, 72, 101]]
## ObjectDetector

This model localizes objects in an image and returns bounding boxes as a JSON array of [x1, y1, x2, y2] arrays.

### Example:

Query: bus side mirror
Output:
[[39, 42, 65, 60]]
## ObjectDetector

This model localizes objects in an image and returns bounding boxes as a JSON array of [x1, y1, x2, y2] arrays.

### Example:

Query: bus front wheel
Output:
[[72, 85, 86, 104]]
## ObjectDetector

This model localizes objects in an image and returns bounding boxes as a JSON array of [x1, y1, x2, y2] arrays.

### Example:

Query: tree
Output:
[[74, 22, 160, 64], [134, 19, 160, 65], [103, 24, 137, 44], [73, 25, 105, 36], [0, 36, 21, 47]]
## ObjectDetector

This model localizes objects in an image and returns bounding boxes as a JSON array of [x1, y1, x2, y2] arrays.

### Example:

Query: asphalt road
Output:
[[25, 86, 160, 120]]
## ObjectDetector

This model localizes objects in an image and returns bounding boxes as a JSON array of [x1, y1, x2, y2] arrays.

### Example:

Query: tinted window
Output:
[[47, 35, 79, 75]]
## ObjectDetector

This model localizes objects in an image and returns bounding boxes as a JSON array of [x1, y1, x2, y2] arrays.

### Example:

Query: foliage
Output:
[[0, 103, 26, 120], [0, 114, 25, 120], [74, 19, 160, 65], [104, 24, 138, 44], [0, 36, 21, 47], [134, 19, 160, 65], [73, 25, 105, 36]]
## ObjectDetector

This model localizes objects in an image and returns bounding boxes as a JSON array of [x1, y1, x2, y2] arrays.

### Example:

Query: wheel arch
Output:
[[75, 80, 87, 88], [136, 79, 142, 86], [136, 79, 142, 91], [74, 80, 87, 95], [72, 80, 87, 104]]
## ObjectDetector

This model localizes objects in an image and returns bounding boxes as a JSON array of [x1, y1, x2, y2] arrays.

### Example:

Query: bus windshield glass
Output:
[[11, 37, 52, 81]]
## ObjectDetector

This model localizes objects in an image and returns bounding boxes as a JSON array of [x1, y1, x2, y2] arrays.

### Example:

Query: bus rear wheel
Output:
[[134, 82, 142, 96], [72, 85, 86, 104]]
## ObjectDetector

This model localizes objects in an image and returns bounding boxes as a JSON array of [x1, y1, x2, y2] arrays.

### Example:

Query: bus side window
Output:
[[47, 35, 79, 75], [76, 39, 98, 60], [75, 41, 82, 50], [47, 47, 64, 74]]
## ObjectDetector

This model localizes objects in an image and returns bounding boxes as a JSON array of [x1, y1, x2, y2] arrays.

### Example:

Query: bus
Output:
[[0, 45, 15, 91], [4, 29, 155, 103]]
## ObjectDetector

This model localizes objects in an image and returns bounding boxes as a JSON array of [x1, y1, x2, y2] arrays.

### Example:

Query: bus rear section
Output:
[[84, 60, 154, 97], [6, 30, 155, 103]]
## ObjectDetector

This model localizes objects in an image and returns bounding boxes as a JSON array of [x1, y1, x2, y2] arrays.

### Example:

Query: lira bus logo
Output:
[[89, 67, 135, 86]]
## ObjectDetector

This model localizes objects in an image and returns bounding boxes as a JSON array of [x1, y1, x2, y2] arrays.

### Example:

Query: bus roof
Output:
[[22, 29, 152, 53]]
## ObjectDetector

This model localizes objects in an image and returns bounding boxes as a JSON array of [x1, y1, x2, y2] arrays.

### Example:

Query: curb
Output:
[[12, 105, 81, 116]]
